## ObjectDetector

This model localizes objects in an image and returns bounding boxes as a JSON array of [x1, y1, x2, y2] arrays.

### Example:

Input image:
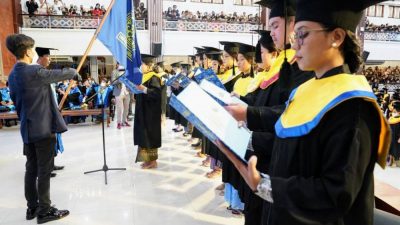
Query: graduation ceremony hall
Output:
[[1, 0, 400, 225]]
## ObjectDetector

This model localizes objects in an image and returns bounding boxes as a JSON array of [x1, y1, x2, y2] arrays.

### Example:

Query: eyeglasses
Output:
[[294, 28, 329, 46]]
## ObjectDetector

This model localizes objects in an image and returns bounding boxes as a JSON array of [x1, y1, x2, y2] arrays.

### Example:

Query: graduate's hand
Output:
[[135, 84, 146, 91], [225, 104, 247, 122], [172, 82, 180, 89], [215, 140, 261, 191], [397, 137, 400, 144]]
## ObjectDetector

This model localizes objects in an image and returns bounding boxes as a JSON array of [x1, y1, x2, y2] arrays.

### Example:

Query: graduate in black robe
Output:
[[388, 101, 400, 167], [190, 50, 204, 147], [134, 54, 162, 169], [216, 1, 391, 225], [169, 61, 187, 132], [155, 61, 168, 122]]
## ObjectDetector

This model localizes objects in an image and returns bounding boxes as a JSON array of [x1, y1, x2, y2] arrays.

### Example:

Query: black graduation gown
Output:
[[161, 84, 167, 115], [389, 118, 400, 159], [262, 97, 380, 225], [224, 64, 313, 225], [170, 86, 188, 127], [133, 75, 162, 149]]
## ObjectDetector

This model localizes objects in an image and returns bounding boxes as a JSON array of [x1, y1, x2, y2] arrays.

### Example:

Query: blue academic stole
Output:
[[275, 73, 390, 168]]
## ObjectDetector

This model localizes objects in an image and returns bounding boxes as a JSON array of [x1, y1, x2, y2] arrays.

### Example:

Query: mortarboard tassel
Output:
[[279, 0, 294, 101]]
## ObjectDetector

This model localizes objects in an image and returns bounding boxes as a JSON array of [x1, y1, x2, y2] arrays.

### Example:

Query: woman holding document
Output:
[[219, 41, 241, 93], [222, 43, 257, 215], [134, 54, 162, 169], [216, 0, 391, 224]]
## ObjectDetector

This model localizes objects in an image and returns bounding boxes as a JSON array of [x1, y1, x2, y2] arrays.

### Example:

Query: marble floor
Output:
[[0, 119, 244, 225], [1, 118, 400, 225]]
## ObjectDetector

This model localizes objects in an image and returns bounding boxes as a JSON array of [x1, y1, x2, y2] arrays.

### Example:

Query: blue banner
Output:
[[98, 0, 142, 84]]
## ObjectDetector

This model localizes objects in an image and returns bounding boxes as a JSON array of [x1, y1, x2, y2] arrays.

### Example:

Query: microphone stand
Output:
[[83, 73, 127, 185]]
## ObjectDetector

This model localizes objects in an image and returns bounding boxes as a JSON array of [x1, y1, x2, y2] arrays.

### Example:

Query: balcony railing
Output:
[[378, 83, 400, 91], [21, 15, 261, 33], [364, 32, 400, 42], [163, 20, 260, 33], [21, 14, 146, 30]]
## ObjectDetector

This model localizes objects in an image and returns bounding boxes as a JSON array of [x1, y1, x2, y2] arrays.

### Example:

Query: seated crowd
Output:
[[365, 20, 400, 33], [163, 5, 260, 24], [0, 76, 125, 127], [24, 0, 147, 20], [364, 65, 400, 84]]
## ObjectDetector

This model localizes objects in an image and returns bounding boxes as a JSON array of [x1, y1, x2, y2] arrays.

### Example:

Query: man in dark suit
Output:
[[6, 34, 77, 224]]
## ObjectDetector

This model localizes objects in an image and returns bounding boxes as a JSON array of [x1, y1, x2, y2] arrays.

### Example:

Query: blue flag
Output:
[[98, 0, 142, 84]]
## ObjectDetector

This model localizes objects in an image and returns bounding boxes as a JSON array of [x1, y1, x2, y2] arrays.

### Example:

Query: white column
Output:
[[90, 56, 99, 83]]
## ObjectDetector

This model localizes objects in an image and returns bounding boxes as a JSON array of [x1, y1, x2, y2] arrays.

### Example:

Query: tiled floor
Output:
[[0, 119, 244, 225], [1, 118, 400, 225]]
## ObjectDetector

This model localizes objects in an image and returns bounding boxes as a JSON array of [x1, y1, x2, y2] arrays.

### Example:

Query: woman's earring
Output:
[[332, 42, 338, 48]]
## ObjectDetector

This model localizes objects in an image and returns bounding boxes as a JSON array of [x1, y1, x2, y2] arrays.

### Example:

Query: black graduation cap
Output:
[[194, 47, 205, 56], [393, 92, 400, 101], [181, 63, 192, 71], [255, 0, 296, 19], [35, 47, 58, 57], [156, 61, 165, 68], [362, 51, 370, 63], [236, 43, 256, 58], [254, 30, 276, 52], [219, 41, 239, 55], [202, 46, 220, 53], [295, 0, 386, 32], [171, 61, 182, 68], [206, 51, 222, 61], [141, 54, 156, 64], [393, 101, 400, 111]]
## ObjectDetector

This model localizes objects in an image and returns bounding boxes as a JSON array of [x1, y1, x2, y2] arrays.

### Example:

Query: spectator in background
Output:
[[92, 3, 103, 17], [26, 0, 39, 16], [68, 4, 76, 15], [50, 0, 63, 15], [37, 0, 50, 15], [172, 5, 180, 19], [87, 6, 94, 16], [80, 5, 87, 16]]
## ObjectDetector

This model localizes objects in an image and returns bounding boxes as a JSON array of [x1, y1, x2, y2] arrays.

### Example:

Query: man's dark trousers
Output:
[[24, 136, 56, 215]]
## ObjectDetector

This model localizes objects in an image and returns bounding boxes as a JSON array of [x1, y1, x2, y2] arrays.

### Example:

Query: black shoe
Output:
[[53, 165, 64, 171], [37, 207, 69, 224], [50, 173, 57, 178], [191, 141, 201, 147], [26, 207, 37, 220]]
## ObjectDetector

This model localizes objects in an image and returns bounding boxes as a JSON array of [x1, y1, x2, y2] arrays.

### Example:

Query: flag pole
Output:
[[58, 0, 116, 110]]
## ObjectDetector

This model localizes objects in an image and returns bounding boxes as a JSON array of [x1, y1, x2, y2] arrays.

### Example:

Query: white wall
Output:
[[162, 31, 258, 55], [364, 40, 400, 61], [20, 28, 151, 56], [20, 27, 400, 61], [366, 2, 400, 25], [162, 0, 259, 15]]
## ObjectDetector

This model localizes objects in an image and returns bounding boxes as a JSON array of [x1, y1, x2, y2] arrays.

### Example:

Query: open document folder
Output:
[[199, 79, 248, 106], [119, 75, 143, 94], [169, 82, 251, 164]]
